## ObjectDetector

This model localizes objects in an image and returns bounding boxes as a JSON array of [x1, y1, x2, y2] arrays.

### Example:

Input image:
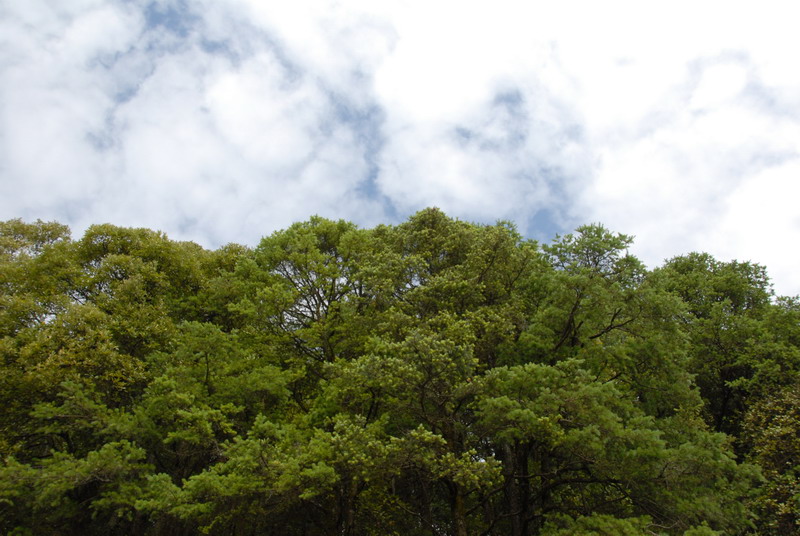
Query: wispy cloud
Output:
[[1, 0, 799, 295], [1, 0, 386, 244]]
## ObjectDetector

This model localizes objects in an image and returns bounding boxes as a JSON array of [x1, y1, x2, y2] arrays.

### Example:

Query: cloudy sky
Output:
[[2, 0, 799, 295]]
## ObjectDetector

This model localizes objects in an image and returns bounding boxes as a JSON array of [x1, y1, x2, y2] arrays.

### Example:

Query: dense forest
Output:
[[1, 209, 798, 535]]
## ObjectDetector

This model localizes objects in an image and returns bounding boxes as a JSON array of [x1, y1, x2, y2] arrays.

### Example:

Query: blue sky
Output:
[[1, 0, 799, 296]]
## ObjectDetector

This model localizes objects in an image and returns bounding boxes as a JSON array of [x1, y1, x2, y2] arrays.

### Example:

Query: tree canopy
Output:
[[1, 211, 797, 535]]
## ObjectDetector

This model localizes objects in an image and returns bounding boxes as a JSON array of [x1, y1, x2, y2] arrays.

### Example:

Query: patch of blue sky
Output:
[[86, 51, 148, 106], [82, 3, 200, 110], [458, 86, 583, 158], [144, 0, 198, 38], [473, 89, 530, 151], [516, 161, 577, 241], [250, 31, 307, 88], [323, 90, 394, 217], [525, 207, 565, 243], [113, 82, 144, 105], [446, 85, 586, 239], [199, 38, 241, 64]]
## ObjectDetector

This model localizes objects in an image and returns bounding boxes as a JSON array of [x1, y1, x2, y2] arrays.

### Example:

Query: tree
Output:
[[0, 213, 781, 535], [653, 253, 773, 437], [743, 379, 800, 535]]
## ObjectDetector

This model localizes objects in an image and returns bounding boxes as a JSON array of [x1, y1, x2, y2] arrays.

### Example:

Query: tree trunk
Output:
[[451, 482, 468, 536], [503, 441, 531, 536], [533, 447, 552, 535], [338, 477, 358, 535], [503, 443, 523, 536]]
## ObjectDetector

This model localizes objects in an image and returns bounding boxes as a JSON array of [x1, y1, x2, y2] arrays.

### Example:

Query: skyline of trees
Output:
[[1, 210, 797, 535]]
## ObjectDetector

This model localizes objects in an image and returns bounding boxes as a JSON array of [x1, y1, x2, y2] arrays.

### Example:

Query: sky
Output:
[[1, 0, 799, 296]]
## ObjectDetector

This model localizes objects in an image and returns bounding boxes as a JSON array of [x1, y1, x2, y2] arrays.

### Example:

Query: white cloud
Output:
[[690, 63, 748, 111], [239, 0, 397, 106], [0, 0, 383, 247], [1, 0, 799, 295], [575, 50, 800, 295], [0, 1, 140, 215], [205, 52, 323, 170], [711, 160, 800, 295]]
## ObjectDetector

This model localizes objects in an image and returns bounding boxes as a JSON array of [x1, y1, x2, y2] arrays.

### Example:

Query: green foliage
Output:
[[541, 514, 653, 535], [654, 253, 773, 435], [0, 440, 152, 535], [0, 211, 795, 535], [743, 380, 800, 534]]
